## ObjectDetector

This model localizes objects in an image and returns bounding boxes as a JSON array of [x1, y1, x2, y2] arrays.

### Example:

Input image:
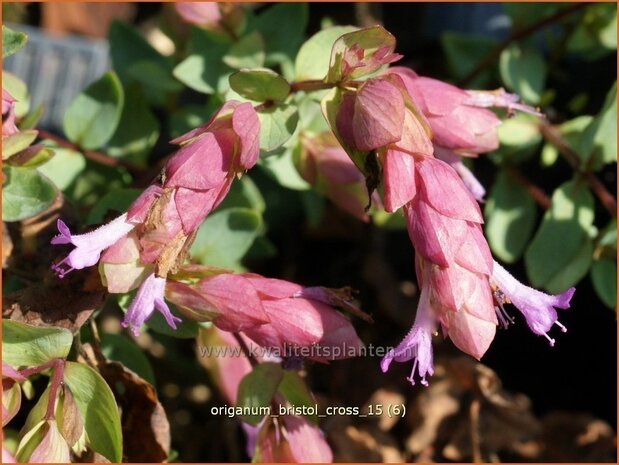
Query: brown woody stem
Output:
[[37, 129, 143, 175], [459, 3, 590, 86], [539, 123, 617, 217]]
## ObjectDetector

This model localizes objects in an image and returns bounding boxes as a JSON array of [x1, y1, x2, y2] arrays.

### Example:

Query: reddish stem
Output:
[[37, 129, 143, 175], [458, 3, 590, 86], [232, 333, 258, 367], [504, 165, 551, 210], [44, 359, 65, 420], [18, 359, 57, 378], [539, 123, 617, 218], [289, 80, 334, 93]]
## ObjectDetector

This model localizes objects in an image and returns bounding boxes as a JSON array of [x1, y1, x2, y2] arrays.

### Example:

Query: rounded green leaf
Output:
[[63, 71, 124, 150], [277, 371, 317, 424], [441, 32, 497, 87], [2, 130, 38, 160], [190, 207, 262, 269], [2, 25, 27, 58], [485, 169, 537, 263], [499, 44, 547, 104], [237, 363, 283, 425], [223, 31, 265, 69], [173, 28, 232, 95], [525, 180, 596, 293], [247, 3, 308, 66], [229, 68, 290, 102], [2, 321, 72, 368], [591, 258, 617, 309], [2, 166, 57, 222], [37, 147, 86, 191], [258, 103, 299, 152], [63, 362, 122, 463], [259, 145, 310, 191], [106, 84, 159, 161], [2, 72, 30, 116], [295, 25, 358, 81]]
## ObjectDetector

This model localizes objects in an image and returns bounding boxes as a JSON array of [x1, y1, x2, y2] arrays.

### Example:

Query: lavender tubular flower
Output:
[[51, 101, 260, 334], [380, 273, 435, 386], [122, 273, 181, 336], [491, 261, 574, 346], [51, 214, 135, 277]]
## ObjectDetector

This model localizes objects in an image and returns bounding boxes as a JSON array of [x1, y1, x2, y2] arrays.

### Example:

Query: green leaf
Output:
[[7, 146, 54, 169], [2, 25, 27, 58], [108, 21, 171, 83], [126, 60, 183, 93], [277, 371, 317, 424], [259, 145, 310, 191], [295, 25, 358, 81], [59, 160, 132, 208], [503, 3, 565, 29], [190, 207, 262, 269], [258, 104, 299, 152], [223, 31, 265, 69], [100, 333, 156, 385], [169, 104, 216, 139], [86, 188, 141, 225], [37, 147, 86, 191], [217, 176, 265, 213], [247, 3, 308, 66], [2, 166, 57, 222], [591, 258, 616, 309], [63, 362, 122, 463], [229, 68, 290, 102], [107, 84, 159, 161], [173, 28, 232, 95], [567, 3, 617, 58], [499, 44, 546, 104], [580, 82, 617, 170], [441, 33, 497, 87], [2, 130, 38, 160], [2, 72, 30, 116], [237, 363, 283, 425], [485, 169, 537, 263], [525, 180, 596, 293], [2, 321, 72, 368], [494, 114, 542, 164], [63, 71, 124, 150], [498, 113, 542, 147]]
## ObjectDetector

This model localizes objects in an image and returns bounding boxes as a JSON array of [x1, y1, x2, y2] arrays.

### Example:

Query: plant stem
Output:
[[18, 359, 57, 378], [233, 333, 258, 367], [504, 165, 551, 210], [458, 3, 590, 87], [289, 80, 334, 93], [539, 123, 617, 217], [44, 359, 65, 421], [37, 129, 143, 175]]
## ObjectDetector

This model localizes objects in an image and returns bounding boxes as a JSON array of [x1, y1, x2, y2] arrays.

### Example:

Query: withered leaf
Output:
[[97, 361, 170, 463], [2, 266, 106, 333]]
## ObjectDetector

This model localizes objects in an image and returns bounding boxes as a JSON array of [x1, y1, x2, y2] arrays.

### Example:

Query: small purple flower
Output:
[[491, 260, 575, 346], [51, 214, 135, 277], [380, 282, 435, 386], [122, 272, 181, 336]]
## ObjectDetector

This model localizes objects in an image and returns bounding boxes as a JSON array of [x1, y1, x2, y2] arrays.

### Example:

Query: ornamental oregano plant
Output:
[[2, 3, 616, 463]]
